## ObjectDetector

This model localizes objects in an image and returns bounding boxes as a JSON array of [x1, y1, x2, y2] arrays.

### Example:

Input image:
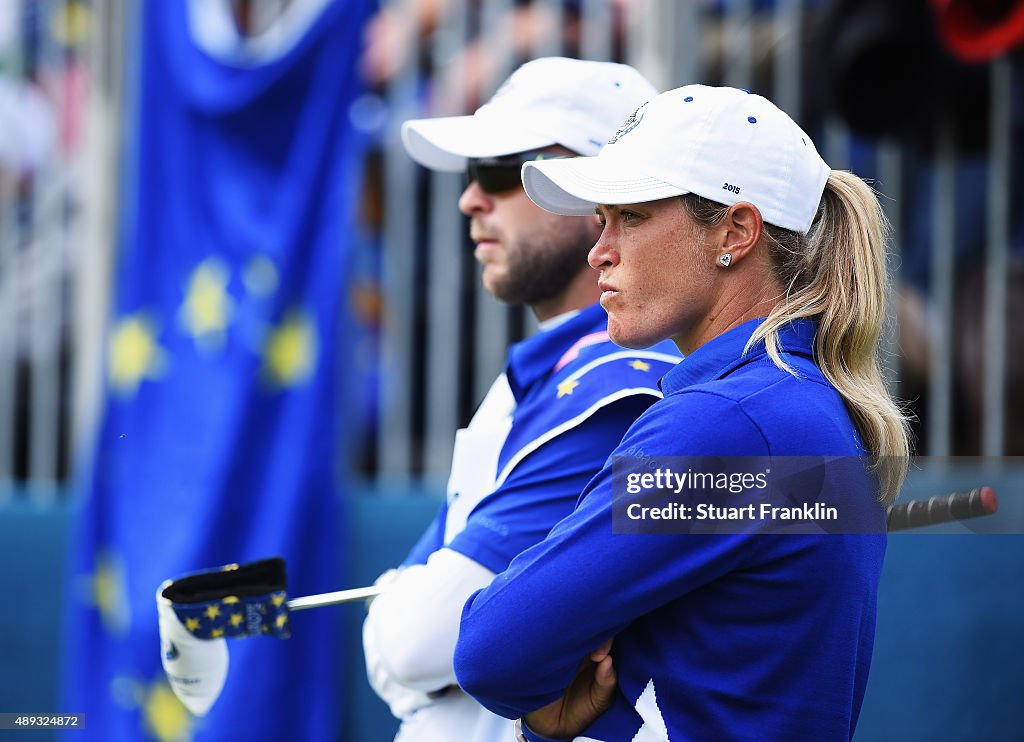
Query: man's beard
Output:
[[488, 223, 597, 307]]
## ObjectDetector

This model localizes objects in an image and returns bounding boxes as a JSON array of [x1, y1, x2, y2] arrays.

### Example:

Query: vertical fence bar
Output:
[[0, 2, 21, 496], [772, 0, 801, 116], [26, 0, 66, 501], [0, 227, 14, 496], [673, 0, 701, 87], [472, 277, 509, 408], [377, 0, 421, 481], [724, 0, 754, 89], [0, 213, 13, 495], [472, 0, 515, 408], [982, 58, 1011, 458], [27, 175, 63, 498], [516, 0, 564, 341], [824, 117, 850, 172], [74, 0, 125, 471], [625, 0, 673, 91], [927, 122, 956, 457], [422, 0, 470, 484], [424, 168, 465, 483], [480, 0, 515, 67], [530, 0, 563, 59], [580, 0, 612, 63]]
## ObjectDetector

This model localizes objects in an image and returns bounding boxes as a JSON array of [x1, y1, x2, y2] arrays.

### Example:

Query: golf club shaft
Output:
[[286, 584, 384, 611]]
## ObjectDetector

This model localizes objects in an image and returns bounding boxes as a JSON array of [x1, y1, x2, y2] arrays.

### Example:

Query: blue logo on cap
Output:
[[608, 107, 645, 145]]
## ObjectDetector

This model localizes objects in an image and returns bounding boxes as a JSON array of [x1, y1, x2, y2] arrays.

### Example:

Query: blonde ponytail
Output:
[[681, 171, 911, 503]]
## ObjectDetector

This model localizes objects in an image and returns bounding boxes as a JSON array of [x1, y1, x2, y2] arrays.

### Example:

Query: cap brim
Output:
[[522, 156, 686, 215], [402, 115, 553, 172]]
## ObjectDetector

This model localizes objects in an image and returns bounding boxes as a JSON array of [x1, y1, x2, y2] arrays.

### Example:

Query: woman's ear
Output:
[[714, 202, 763, 268]]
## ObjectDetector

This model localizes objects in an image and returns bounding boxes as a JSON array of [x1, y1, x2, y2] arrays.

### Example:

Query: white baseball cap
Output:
[[521, 85, 831, 234], [401, 57, 658, 172]]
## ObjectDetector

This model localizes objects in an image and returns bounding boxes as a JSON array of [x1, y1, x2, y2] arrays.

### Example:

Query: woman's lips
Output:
[[598, 281, 619, 303]]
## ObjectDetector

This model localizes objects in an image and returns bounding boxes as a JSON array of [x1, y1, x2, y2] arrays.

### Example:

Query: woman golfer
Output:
[[453, 85, 911, 742]]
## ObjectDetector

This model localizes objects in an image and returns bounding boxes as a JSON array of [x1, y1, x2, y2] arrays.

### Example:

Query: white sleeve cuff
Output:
[[363, 548, 496, 692]]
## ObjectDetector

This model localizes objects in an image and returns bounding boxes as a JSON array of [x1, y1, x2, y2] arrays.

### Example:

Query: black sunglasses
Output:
[[465, 150, 569, 194]]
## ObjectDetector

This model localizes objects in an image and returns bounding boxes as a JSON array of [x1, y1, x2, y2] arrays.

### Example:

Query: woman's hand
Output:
[[523, 639, 617, 739]]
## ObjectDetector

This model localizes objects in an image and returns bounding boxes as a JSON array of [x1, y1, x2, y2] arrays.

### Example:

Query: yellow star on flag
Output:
[[87, 550, 130, 636], [629, 360, 651, 372], [222, 595, 240, 604], [557, 379, 580, 398], [272, 593, 285, 607], [276, 613, 288, 629], [185, 617, 200, 632], [262, 310, 317, 388], [205, 604, 221, 620], [230, 613, 245, 627], [108, 314, 166, 397], [211, 628, 225, 638], [179, 258, 233, 347]]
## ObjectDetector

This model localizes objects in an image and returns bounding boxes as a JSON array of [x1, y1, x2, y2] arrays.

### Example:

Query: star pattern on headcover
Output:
[[170, 590, 291, 640]]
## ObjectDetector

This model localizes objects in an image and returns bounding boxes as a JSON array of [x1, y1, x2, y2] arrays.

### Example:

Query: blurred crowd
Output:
[[348, 0, 1024, 473]]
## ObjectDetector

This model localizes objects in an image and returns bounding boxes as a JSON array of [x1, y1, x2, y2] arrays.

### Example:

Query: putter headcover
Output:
[[157, 584, 229, 716], [160, 557, 292, 639], [157, 557, 290, 716]]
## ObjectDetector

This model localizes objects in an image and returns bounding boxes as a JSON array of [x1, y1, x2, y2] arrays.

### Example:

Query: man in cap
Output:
[[362, 57, 677, 741]]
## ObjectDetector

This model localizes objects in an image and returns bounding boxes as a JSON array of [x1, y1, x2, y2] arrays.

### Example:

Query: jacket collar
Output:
[[505, 303, 609, 401], [660, 318, 817, 396]]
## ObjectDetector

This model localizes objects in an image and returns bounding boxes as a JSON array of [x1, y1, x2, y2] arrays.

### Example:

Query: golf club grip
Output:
[[886, 486, 998, 531]]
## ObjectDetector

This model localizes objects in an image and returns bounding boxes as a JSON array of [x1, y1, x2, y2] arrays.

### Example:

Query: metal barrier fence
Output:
[[0, 0, 1019, 499], [369, 0, 1021, 486], [0, 0, 125, 503]]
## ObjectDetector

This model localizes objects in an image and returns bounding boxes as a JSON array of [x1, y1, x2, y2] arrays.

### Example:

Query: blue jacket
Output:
[[455, 318, 887, 742], [404, 302, 680, 574]]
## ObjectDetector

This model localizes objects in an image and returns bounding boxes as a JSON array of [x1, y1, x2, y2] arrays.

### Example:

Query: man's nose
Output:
[[459, 180, 494, 216]]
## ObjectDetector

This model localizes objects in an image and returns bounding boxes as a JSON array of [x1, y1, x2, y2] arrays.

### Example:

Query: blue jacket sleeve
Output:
[[453, 392, 769, 720], [445, 395, 654, 575]]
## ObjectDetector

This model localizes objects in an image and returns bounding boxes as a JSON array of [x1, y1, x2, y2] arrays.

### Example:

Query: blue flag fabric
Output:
[[61, 1, 371, 739]]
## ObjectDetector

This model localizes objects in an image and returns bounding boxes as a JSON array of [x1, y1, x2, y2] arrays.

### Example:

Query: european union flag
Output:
[[61, 1, 372, 739]]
